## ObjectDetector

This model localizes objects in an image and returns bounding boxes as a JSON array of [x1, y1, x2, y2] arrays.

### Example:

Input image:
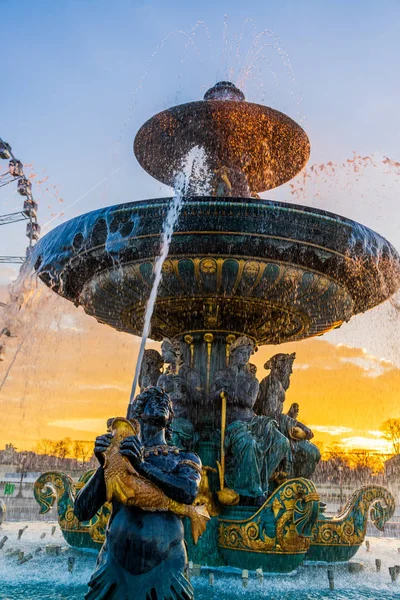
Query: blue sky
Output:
[[1, 1, 400, 448], [1, 0, 400, 358]]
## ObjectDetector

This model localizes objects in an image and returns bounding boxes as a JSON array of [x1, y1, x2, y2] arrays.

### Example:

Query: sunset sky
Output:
[[1, 1, 400, 454]]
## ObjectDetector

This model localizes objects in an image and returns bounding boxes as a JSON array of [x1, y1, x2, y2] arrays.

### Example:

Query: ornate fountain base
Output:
[[34, 471, 394, 571], [216, 478, 320, 572], [307, 485, 395, 562], [34, 470, 111, 550]]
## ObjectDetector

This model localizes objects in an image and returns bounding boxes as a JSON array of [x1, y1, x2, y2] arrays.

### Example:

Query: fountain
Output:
[[31, 81, 398, 576]]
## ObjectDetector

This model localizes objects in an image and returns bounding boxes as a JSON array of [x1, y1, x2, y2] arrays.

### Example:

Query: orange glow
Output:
[[0, 284, 398, 454]]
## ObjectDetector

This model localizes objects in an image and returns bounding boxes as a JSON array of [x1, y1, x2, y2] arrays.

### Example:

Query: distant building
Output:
[[0, 445, 95, 499]]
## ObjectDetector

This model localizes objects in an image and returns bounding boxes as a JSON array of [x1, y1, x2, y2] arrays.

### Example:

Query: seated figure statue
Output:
[[211, 336, 291, 503], [157, 339, 202, 451], [75, 386, 203, 600], [254, 353, 321, 479], [139, 349, 164, 392]]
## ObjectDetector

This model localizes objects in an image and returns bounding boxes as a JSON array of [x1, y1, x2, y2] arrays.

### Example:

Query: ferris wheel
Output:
[[0, 137, 41, 360], [0, 137, 41, 262]]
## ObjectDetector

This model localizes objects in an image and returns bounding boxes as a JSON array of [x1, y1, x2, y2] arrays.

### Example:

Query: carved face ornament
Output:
[[200, 259, 217, 274]]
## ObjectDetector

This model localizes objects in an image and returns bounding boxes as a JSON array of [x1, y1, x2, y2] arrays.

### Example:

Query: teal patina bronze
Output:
[[32, 82, 398, 576]]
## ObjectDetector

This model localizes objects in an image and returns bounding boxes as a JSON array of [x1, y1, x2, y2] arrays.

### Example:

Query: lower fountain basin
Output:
[[31, 197, 400, 344]]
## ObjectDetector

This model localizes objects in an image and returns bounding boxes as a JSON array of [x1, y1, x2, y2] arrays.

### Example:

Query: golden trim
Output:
[[217, 544, 305, 555], [311, 485, 395, 547], [203, 333, 214, 394], [81, 253, 353, 300], [184, 334, 194, 367], [218, 479, 319, 555]]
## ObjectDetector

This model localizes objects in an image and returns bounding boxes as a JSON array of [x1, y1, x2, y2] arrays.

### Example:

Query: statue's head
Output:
[[229, 336, 256, 366], [141, 349, 163, 374], [264, 352, 296, 389], [161, 338, 182, 364], [129, 386, 174, 429]]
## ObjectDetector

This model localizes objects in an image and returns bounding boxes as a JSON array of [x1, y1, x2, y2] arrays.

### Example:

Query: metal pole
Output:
[[218, 391, 227, 491]]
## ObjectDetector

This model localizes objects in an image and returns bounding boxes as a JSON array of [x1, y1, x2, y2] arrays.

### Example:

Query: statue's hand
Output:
[[119, 435, 144, 470], [94, 433, 113, 466]]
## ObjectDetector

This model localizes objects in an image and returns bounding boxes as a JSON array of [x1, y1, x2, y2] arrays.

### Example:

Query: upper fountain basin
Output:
[[134, 82, 310, 195], [30, 197, 400, 345]]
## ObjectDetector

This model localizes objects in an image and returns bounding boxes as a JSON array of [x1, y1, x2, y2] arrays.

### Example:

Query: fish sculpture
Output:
[[103, 417, 209, 544]]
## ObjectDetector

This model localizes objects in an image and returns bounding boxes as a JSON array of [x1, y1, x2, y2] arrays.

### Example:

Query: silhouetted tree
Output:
[[380, 418, 400, 455], [73, 441, 93, 466]]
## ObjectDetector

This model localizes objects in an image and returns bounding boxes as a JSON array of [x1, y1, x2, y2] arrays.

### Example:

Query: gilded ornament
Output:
[[200, 259, 217, 274], [311, 485, 395, 547], [218, 478, 320, 555]]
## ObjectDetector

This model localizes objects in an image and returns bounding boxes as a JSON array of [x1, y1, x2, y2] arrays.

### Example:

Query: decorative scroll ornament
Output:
[[311, 485, 395, 547], [34, 471, 112, 547], [218, 478, 320, 555]]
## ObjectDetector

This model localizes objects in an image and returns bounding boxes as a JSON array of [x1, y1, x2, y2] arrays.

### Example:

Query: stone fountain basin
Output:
[[31, 197, 400, 345]]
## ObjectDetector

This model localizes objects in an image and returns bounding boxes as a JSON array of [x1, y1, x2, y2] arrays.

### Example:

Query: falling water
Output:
[[127, 147, 210, 409]]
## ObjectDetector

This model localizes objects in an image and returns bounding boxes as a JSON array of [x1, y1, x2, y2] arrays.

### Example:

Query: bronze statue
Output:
[[255, 353, 321, 478], [255, 353, 296, 422], [211, 336, 291, 504], [139, 349, 163, 391], [103, 416, 209, 543], [75, 386, 204, 600], [157, 338, 202, 450]]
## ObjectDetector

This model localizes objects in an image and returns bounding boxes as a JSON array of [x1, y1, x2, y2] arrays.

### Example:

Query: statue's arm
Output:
[[250, 379, 260, 403], [137, 453, 202, 505], [254, 378, 266, 414], [74, 432, 111, 521], [74, 467, 107, 521]]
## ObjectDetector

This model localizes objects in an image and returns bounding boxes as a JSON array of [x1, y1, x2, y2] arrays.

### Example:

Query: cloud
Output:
[[341, 436, 391, 452], [367, 430, 385, 438], [79, 384, 130, 392], [340, 356, 393, 377], [309, 425, 353, 436], [48, 418, 107, 433], [336, 344, 395, 377]]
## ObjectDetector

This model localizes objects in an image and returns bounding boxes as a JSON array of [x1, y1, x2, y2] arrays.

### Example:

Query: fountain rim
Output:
[[36, 195, 399, 255], [30, 195, 400, 345]]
